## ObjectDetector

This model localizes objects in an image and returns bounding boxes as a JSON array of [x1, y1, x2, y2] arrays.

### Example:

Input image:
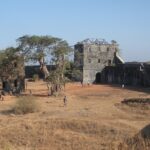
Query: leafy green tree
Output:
[[111, 40, 117, 44], [17, 35, 60, 78], [46, 40, 72, 93], [17, 35, 72, 94], [0, 47, 24, 93], [0, 47, 20, 78]]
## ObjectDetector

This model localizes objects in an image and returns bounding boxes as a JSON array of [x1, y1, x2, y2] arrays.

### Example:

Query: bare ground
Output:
[[0, 81, 150, 150]]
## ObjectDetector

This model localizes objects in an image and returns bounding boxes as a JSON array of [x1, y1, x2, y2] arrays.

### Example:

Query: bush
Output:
[[72, 69, 83, 81], [32, 74, 39, 81], [13, 96, 39, 114]]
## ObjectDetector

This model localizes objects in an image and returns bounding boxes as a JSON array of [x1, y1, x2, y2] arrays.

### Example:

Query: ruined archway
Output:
[[95, 72, 101, 83]]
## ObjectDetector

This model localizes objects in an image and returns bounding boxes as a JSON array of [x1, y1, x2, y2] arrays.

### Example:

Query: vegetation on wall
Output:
[[0, 47, 25, 93], [0, 35, 73, 95]]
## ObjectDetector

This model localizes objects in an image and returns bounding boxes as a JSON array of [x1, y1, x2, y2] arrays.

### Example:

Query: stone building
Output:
[[102, 62, 150, 87], [74, 38, 124, 83], [1, 55, 25, 94]]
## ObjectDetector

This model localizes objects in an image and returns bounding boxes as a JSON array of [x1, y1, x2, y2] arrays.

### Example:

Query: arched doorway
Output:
[[95, 72, 101, 83]]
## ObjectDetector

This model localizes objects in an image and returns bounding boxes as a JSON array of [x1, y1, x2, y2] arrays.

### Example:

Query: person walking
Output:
[[63, 95, 67, 106], [0, 92, 4, 101]]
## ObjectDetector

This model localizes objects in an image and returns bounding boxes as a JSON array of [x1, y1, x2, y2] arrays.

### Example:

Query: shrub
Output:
[[13, 96, 39, 114], [72, 69, 83, 81], [32, 74, 39, 81]]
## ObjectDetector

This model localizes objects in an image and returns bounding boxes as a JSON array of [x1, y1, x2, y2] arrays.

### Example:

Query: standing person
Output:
[[63, 81, 66, 91], [29, 89, 32, 96], [0, 92, 4, 101], [51, 86, 53, 96], [63, 95, 67, 106], [24, 79, 28, 91], [122, 84, 125, 88], [48, 90, 51, 96]]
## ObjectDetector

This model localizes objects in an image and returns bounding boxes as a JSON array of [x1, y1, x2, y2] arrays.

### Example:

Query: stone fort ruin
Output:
[[74, 38, 124, 84], [0, 54, 25, 94], [74, 38, 150, 87], [7, 38, 149, 89]]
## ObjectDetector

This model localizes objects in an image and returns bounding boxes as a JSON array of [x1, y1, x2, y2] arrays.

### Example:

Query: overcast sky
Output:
[[0, 0, 150, 62]]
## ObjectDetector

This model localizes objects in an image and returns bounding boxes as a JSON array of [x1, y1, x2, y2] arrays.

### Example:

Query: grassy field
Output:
[[0, 81, 149, 150]]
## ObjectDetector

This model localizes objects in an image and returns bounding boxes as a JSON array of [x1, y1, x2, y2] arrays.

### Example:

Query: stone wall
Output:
[[74, 39, 119, 83], [102, 63, 150, 87], [1, 56, 25, 93]]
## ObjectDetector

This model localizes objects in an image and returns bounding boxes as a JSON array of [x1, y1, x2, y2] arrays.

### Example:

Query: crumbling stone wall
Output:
[[102, 63, 150, 87], [74, 39, 120, 83], [1, 57, 25, 94]]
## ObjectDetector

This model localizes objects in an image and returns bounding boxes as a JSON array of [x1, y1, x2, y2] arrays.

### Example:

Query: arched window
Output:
[[14, 62, 17, 67], [107, 47, 109, 52], [108, 60, 111, 66], [89, 47, 91, 52], [88, 59, 91, 63], [98, 47, 101, 51]]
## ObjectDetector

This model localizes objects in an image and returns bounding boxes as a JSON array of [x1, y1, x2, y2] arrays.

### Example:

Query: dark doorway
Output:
[[14, 80, 18, 87], [2, 81, 6, 89], [96, 72, 101, 83]]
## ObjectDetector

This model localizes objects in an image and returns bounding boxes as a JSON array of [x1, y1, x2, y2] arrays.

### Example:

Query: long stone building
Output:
[[74, 38, 124, 83], [74, 38, 150, 87], [13, 38, 150, 88], [102, 62, 150, 87]]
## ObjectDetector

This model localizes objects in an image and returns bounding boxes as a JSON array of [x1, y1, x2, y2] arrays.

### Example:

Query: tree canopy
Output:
[[17, 35, 60, 61], [0, 47, 23, 80], [17, 35, 72, 94], [0, 35, 72, 95]]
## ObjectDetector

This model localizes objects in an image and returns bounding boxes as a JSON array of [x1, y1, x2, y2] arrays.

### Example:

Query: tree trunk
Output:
[[39, 57, 49, 79]]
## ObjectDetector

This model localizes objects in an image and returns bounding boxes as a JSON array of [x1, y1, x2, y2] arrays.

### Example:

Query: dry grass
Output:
[[12, 96, 39, 115], [119, 124, 150, 150], [0, 118, 129, 150], [115, 102, 150, 117], [0, 81, 150, 150]]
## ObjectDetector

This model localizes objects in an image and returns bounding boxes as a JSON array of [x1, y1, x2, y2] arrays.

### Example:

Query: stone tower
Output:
[[74, 38, 124, 84], [1, 54, 25, 94]]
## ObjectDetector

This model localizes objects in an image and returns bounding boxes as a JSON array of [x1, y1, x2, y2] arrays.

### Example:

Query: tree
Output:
[[17, 35, 72, 95], [17, 35, 60, 79], [46, 40, 72, 94], [0, 47, 25, 93], [111, 40, 117, 44], [111, 40, 120, 53]]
